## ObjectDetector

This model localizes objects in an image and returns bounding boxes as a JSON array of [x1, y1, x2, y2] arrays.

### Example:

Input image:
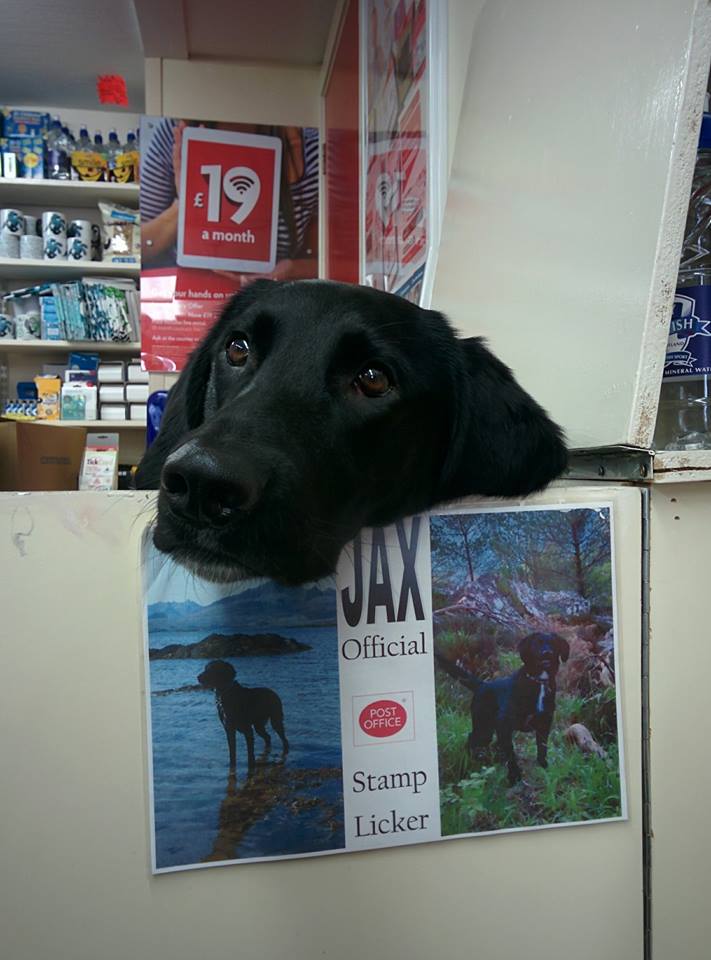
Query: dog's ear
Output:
[[554, 635, 570, 663], [135, 281, 277, 488], [438, 337, 567, 501]]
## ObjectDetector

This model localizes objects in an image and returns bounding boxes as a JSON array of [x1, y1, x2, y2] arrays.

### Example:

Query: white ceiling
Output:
[[0, 1, 339, 114], [1, 0, 146, 112]]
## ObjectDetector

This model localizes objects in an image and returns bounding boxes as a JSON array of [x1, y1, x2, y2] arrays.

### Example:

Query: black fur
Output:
[[136, 280, 566, 584], [435, 632, 570, 784], [197, 659, 288, 771]]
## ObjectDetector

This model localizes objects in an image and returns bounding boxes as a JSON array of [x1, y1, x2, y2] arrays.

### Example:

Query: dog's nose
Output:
[[161, 444, 262, 526]]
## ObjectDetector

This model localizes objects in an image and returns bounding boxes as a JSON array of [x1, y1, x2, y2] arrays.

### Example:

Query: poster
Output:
[[143, 503, 626, 873], [140, 117, 319, 372], [363, 0, 440, 304]]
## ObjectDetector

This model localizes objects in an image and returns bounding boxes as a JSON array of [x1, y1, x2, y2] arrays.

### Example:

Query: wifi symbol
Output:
[[228, 173, 255, 194], [375, 173, 395, 225], [223, 166, 262, 224]]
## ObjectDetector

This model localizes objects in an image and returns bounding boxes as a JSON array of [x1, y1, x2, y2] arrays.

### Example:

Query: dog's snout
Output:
[[161, 444, 262, 526]]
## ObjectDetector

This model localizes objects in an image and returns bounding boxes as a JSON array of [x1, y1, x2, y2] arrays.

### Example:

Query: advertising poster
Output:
[[140, 117, 319, 371], [363, 0, 432, 303], [143, 503, 625, 873]]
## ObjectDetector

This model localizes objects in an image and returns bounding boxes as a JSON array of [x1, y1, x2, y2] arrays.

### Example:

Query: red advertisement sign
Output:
[[177, 129, 282, 272], [140, 117, 320, 372]]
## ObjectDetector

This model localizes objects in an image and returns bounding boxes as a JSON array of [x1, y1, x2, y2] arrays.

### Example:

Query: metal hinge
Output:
[[565, 445, 654, 483]]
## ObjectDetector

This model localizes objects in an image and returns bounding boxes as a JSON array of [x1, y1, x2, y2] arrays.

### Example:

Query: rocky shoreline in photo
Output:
[[149, 632, 312, 660]]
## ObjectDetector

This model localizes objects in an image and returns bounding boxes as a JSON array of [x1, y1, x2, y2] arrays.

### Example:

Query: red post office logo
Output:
[[177, 127, 282, 273], [358, 699, 408, 738]]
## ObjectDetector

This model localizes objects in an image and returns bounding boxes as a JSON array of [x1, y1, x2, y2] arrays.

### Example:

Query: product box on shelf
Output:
[[34, 375, 61, 420], [0, 420, 86, 491], [7, 137, 45, 178], [2, 110, 50, 139]]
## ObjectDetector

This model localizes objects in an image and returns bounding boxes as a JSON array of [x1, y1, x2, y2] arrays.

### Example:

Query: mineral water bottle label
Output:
[[664, 286, 711, 380]]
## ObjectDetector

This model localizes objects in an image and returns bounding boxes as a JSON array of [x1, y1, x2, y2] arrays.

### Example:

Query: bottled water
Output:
[[92, 131, 107, 182], [656, 114, 711, 450], [46, 116, 71, 179], [125, 131, 139, 182], [106, 129, 121, 182]]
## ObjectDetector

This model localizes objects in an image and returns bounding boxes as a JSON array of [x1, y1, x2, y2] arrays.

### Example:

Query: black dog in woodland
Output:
[[436, 632, 571, 785], [137, 280, 567, 584]]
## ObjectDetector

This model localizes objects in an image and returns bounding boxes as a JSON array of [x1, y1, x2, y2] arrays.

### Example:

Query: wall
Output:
[[650, 482, 711, 959], [0, 484, 643, 960]]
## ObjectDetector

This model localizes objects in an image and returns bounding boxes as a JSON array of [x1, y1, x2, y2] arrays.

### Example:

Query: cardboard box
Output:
[[0, 421, 86, 491], [2, 109, 50, 138]]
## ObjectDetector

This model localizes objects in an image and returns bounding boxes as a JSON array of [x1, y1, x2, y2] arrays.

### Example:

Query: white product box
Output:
[[99, 384, 126, 403], [125, 383, 149, 403], [97, 362, 125, 384], [99, 404, 127, 421]]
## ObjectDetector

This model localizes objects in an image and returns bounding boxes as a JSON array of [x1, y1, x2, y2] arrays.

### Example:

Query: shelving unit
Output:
[[0, 177, 139, 207], [0, 339, 140, 355], [24, 419, 145, 429], [0, 174, 143, 474], [0, 257, 140, 281]]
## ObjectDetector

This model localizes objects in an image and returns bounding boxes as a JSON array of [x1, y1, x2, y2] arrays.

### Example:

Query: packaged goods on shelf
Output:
[[2, 110, 50, 138], [37, 278, 139, 341], [97, 361, 124, 383], [1, 137, 45, 178], [99, 384, 125, 402], [61, 381, 97, 420], [100, 403, 127, 421], [129, 403, 147, 423], [1, 107, 140, 182], [126, 359, 148, 383], [98, 201, 140, 263], [34, 375, 61, 420]]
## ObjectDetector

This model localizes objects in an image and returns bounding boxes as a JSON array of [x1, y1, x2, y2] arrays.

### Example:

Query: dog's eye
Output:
[[355, 366, 392, 397], [226, 334, 250, 367]]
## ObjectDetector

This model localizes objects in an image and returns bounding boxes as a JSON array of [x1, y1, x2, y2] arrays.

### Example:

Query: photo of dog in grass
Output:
[[430, 505, 624, 837]]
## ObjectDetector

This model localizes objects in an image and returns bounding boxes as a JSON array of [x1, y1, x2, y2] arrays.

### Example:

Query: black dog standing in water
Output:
[[435, 632, 570, 785], [197, 660, 289, 771], [136, 280, 567, 584]]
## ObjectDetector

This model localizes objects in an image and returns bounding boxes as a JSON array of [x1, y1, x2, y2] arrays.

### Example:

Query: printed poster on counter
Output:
[[363, 0, 443, 304], [140, 117, 319, 372], [143, 502, 626, 873]]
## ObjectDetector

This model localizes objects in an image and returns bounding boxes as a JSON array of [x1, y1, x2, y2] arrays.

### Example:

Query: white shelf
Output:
[[654, 449, 711, 483], [0, 178, 139, 209], [0, 339, 140, 354], [6, 418, 146, 430], [0, 257, 139, 281]]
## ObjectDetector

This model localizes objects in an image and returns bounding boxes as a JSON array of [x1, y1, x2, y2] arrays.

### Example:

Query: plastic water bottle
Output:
[[46, 116, 71, 179], [92, 132, 107, 182], [656, 113, 711, 450], [125, 131, 139, 182], [106, 129, 121, 182]]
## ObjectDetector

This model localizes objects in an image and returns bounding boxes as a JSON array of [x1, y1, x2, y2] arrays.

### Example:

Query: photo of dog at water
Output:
[[430, 506, 625, 836], [143, 541, 344, 872]]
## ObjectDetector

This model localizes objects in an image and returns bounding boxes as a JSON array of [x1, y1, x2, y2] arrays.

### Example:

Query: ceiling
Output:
[[1, 0, 146, 112], [1, 1, 340, 114]]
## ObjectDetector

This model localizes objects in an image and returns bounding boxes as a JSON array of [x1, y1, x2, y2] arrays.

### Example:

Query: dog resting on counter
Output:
[[435, 632, 570, 785], [197, 659, 289, 771], [136, 280, 566, 584]]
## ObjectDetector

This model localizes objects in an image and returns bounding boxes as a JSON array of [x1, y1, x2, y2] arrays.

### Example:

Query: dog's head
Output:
[[518, 632, 570, 681], [197, 659, 236, 689], [137, 280, 566, 584]]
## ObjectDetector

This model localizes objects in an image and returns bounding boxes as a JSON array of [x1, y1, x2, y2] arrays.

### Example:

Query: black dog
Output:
[[136, 280, 566, 584], [436, 632, 570, 784], [197, 659, 289, 770]]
